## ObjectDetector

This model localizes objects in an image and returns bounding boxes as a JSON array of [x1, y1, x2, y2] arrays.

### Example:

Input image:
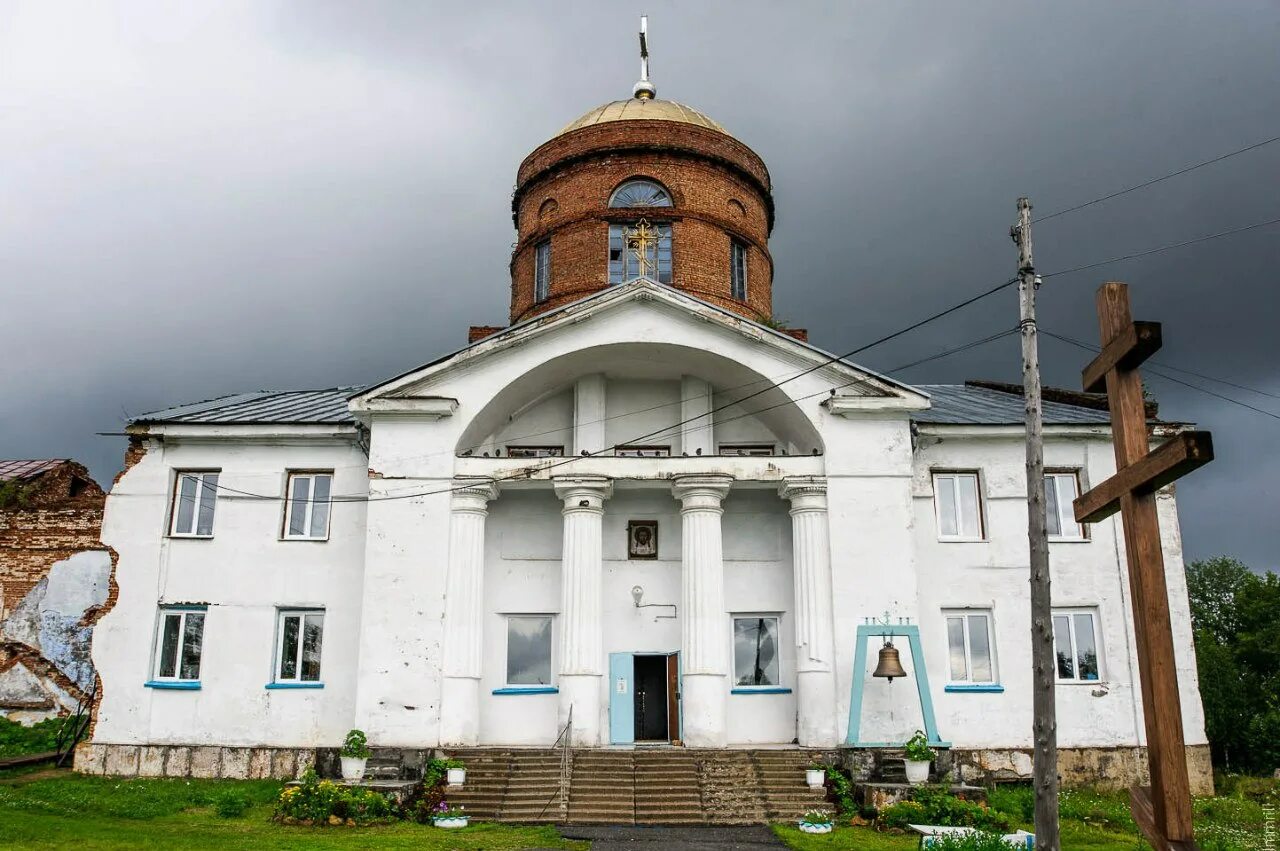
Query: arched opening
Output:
[[455, 343, 824, 459], [609, 178, 674, 208]]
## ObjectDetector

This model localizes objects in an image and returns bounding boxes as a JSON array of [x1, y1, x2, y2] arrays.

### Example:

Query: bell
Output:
[[873, 641, 907, 682]]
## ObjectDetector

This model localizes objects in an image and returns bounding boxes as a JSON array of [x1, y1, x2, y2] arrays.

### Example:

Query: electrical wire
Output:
[[1033, 133, 1280, 224], [1041, 330, 1280, 422], [1039, 216, 1280, 279]]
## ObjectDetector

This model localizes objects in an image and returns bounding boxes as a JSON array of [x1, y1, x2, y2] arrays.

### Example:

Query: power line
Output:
[[1033, 132, 1280, 224], [1041, 330, 1280, 422], [196, 324, 1020, 506], [1039, 215, 1280, 280]]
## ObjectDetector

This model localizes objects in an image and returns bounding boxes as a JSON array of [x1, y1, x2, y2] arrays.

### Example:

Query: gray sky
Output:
[[2, 2, 1277, 570]]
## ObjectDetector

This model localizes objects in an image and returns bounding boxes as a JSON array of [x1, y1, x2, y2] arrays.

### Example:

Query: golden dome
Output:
[[556, 98, 729, 137]]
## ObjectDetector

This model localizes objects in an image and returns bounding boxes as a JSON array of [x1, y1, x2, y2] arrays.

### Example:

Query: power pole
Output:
[[1012, 197, 1060, 850]]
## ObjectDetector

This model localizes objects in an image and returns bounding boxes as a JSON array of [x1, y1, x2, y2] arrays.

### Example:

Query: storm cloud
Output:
[[2, 2, 1277, 568]]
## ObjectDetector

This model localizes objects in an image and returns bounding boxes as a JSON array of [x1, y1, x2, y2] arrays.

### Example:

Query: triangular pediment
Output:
[[350, 280, 929, 412]]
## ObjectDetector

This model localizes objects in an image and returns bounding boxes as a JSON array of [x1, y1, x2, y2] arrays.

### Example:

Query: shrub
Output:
[[0, 717, 63, 758], [820, 764, 856, 815], [274, 767, 395, 825], [339, 729, 370, 760], [985, 784, 1034, 824], [879, 786, 1010, 833], [410, 785, 446, 824], [212, 790, 251, 818], [923, 831, 1018, 851]]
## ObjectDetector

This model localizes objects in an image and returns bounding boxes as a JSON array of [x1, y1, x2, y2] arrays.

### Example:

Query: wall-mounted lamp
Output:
[[631, 585, 677, 619]]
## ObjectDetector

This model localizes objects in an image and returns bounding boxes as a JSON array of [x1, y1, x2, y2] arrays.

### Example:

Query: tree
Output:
[[1186, 557, 1280, 773]]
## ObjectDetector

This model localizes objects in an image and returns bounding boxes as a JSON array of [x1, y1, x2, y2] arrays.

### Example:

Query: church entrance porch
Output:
[[609, 652, 680, 744]]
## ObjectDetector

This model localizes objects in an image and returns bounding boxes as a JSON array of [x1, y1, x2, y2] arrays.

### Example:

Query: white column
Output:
[[439, 479, 499, 746], [553, 476, 612, 745], [680, 375, 714, 457], [672, 474, 734, 747], [780, 476, 838, 747], [573, 374, 606, 456]]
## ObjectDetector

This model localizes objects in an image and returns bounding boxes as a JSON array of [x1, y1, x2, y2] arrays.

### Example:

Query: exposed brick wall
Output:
[[0, 462, 106, 621], [508, 118, 776, 326], [468, 325, 506, 344]]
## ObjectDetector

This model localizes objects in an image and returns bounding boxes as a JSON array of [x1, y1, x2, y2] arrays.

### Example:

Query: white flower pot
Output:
[[434, 816, 469, 829], [905, 758, 930, 784], [799, 821, 833, 834], [339, 756, 367, 780], [447, 767, 466, 786], [805, 768, 826, 789]]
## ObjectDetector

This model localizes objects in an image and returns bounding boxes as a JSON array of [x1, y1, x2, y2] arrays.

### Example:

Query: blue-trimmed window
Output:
[[944, 609, 996, 685], [275, 609, 324, 684], [152, 606, 206, 683], [733, 615, 780, 688], [505, 615, 553, 687]]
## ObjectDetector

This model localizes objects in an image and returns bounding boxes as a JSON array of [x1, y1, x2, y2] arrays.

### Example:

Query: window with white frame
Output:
[[933, 472, 983, 539], [505, 615, 553, 686], [284, 472, 332, 540], [733, 615, 781, 687], [944, 610, 996, 683], [615, 445, 671, 457], [719, 443, 775, 456], [152, 607, 205, 681], [1045, 471, 1084, 539], [534, 239, 552, 302], [275, 609, 324, 683], [1053, 609, 1101, 682], [170, 471, 219, 537]]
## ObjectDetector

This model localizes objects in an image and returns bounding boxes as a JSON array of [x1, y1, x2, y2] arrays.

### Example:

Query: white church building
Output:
[[80, 53, 1210, 792]]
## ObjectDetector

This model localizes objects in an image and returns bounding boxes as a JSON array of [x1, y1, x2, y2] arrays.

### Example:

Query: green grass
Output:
[[0, 716, 63, 758], [0, 769, 585, 850]]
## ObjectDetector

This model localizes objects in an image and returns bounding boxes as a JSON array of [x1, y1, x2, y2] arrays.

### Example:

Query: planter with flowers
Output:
[[798, 808, 834, 834], [805, 764, 826, 789], [339, 729, 371, 781], [432, 801, 469, 828], [904, 729, 936, 785], [443, 757, 466, 786]]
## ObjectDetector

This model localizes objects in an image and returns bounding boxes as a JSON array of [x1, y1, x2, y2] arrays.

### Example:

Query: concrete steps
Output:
[[440, 747, 835, 825]]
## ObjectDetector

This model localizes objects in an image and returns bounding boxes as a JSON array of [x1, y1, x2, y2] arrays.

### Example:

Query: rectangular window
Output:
[[730, 240, 748, 301], [506, 615, 553, 686], [534, 239, 552, 302], [608, 222, 673, 284], [1052, 609, 1102, 682], [275, 609, 324, 683], [718, 443, 775, 456], [284, 472, 333, 540], [153, 607, 205, 681], [944, 610, 996, 683], [933, 472, 983, 540], [170, 471, 219, 537], [506, 446, 564, 458], [615, 445, 671, 457], [1045, 471, 1084, 539], [733, 615, 781, 687]]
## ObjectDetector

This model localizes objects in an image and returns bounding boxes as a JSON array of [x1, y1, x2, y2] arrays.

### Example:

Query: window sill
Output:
[[1056, 679, 1104, 686], [731, 687, 792, 695], [144, 680, 201, 690], [492, 687, 558, 695], [936, 537, 988, 544], [944, 684, 1005, 693], [266, 682, 325, 690], [280, 536, 331, 543], [167, 535, 215, 540]]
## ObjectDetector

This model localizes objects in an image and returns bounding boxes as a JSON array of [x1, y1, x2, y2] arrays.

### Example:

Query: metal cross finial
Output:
[[633, 15, 656, 99], [625, 219, 659, 278]]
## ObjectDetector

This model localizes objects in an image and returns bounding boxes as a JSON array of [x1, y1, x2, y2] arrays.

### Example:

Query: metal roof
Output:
[[912, 384, 1111, 426], [130, 384, 1110, 429], [132, 389, 360, 426], [0, 459, 68, 482]]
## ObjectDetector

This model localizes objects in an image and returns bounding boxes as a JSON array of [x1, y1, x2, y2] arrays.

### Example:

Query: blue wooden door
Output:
[[608, 652, 635, 744]]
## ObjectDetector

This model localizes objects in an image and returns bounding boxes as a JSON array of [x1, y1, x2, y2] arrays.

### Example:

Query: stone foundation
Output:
[[75, 742, 315, 780], [950, 744, 1214, 797]]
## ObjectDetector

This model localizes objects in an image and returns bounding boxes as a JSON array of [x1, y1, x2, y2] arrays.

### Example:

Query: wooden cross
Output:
[[1073, 282, 1214, 851]]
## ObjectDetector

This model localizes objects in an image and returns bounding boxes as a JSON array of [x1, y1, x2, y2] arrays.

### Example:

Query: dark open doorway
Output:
[[633, 654, 677, 742]]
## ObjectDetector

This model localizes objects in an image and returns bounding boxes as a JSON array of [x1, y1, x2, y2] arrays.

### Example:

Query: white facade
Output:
[[90, 282, 1207, 756]]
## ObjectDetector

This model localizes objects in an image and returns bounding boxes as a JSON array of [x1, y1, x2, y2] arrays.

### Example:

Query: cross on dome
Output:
[[633, 15, 656, 100]]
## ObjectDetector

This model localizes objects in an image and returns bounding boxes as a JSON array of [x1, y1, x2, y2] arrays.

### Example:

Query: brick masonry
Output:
[[500, 117, 777, 329], [76, 742, 316, 781]]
